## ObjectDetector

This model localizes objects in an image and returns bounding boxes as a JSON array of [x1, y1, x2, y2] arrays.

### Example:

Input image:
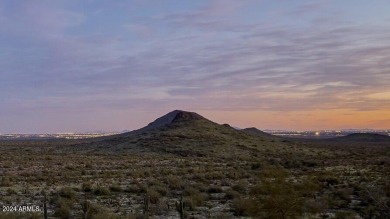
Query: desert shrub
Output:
[[231, 197, 255, 216], [298, 179, 321, 197], [59, 187, 77, 200], [137, 183, 148, 193], [207, 185, 223, 193], [85, 163, 92, 168], [152, 185, 169, 196], [220, 179, 231, 186], [186, 167, 195, 174], [358, 183, 390, 219], [184, 186, 199, 196], [124, 184, 142, 194], [54, 200, 72, 219], [84, 203, 114, 219], [109, 184, 122, 192], [166, 175, 182, 190], [302, 160, 318, 167], [334, 187, 353, 201], [225, 189, 240, 200], [303, 198, 328, 214], [154, 199, 170, 215], [232, 180, 247, 193], [335, 211, 356, 219], [143, 170, 151, 177], [193, 183, 208, 192], [192, 173, 206, 182], [210, 212, 234, 219], [82, 182, 93, 192], [190, 192, 208, 206], [259, 165, 288, 178], [0, 177, 12, 187], [267, 158, 281, 166], [183, 197, 196, 210], [249, 167, 305, 219], [205, 171, 224, 180], [282, 159, 302, 169], [147, 189, 161, 204], [94, 186, 110, 196], [251, 162, 263, 170], [319, 175, 340, 186], [6, 188, 17, 195]]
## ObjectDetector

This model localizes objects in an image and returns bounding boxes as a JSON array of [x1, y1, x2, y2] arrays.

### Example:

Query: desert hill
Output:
[[143, 110, 206, 129], [79, 110, 286, 157], [241, 127, 276, 138], [330, 133, 390, 142]]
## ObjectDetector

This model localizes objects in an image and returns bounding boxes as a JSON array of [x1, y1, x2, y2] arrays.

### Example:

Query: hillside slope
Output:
[[78, 110, 287, 158]]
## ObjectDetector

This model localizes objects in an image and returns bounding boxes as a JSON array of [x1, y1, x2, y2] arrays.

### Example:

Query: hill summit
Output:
[[143, 110, 206, 131], [132, 110, 209, 134]]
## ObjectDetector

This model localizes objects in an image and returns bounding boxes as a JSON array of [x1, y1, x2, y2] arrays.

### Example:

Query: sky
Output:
[[1, 0, 390, 133]]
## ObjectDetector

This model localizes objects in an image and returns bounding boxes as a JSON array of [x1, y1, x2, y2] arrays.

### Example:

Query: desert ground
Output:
[[0, 111, 389, 219]]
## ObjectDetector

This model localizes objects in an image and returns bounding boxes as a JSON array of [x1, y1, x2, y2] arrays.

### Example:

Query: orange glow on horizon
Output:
[[199, 109, 390, 130]]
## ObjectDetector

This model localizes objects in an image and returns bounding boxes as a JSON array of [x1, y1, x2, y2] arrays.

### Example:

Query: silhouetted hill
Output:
[[330, 133, 390, 142], [79, 110, 285, 157], [241, 127, 275, 138], [137, 110, 207, 132], [84, 110, 208, 141]]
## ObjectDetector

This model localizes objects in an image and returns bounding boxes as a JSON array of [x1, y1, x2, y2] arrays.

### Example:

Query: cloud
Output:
[[6, 20, 389, 113], [0, 1, 84, 36], [290, 1, 331, 15], [366, 92, 390, 100], [156, 0, 258, 32], [1, 0, 390, 131]]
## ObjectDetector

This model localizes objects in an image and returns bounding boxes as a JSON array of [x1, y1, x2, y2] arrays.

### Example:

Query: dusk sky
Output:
[[1, 0, 390, 133]]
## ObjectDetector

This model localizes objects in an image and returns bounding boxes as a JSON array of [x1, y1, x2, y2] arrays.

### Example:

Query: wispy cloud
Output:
[[1, 0, 389, 132]]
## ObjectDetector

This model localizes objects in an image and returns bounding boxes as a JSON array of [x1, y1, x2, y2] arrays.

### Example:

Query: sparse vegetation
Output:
[[0, 111, 389, 218]]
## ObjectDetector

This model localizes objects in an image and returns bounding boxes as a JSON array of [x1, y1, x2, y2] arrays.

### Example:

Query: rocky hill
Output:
[[79, 110, 286, 158]]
